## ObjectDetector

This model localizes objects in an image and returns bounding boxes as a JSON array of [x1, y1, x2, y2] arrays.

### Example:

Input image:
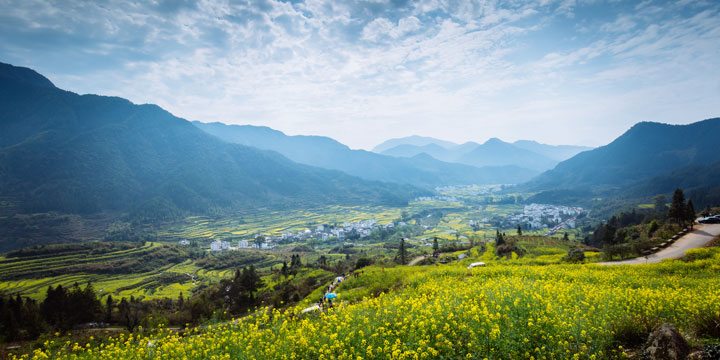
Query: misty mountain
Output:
[[379, 143, 459, 161], [378, 136, 588, 171], [511, 140, 592, 162], [380, 138, 558, 172], [371, 135, 457, 153], [193, 122, 538, 187], [528, 118, 720, 190], [0, 62, 425, 220], [456, 138, 558, 172]]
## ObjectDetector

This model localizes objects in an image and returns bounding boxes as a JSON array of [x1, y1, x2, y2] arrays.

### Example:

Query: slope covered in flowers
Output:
[[20, 247, 720, 360]]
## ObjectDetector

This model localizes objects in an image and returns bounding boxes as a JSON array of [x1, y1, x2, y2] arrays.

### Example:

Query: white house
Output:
[[210, 240, 222, 252]]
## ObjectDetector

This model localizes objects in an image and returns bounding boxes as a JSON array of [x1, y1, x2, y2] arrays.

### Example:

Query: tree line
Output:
[[586, 188, 699, 260]]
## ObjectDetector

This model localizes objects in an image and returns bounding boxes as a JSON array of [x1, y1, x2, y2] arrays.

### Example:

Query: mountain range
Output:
[[3, 60, 720, 250], [528, 119, 720, 190], [193, 122, 539, 187], [523, 118, 720, 207], [374, 136, 591, 172], [0, 62, 424, 222]]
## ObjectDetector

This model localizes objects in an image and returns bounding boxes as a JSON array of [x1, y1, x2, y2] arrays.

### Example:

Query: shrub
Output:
[[562, 247, 586, 263]]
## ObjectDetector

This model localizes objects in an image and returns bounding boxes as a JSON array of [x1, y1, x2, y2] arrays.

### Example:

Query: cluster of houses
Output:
[[434, 184, 504, 195], [198, 218, 403, 252], [497, 203, 583, 230], [206, 238, 276, 252], [415, 195, 461, 203], [276, 219, 399, 242]]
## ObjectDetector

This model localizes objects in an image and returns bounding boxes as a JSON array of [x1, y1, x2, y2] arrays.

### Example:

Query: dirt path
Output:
[[598, 223, 720, 265], [408, 255, 428, 266]]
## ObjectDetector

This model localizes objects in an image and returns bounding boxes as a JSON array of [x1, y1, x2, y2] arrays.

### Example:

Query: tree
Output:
[[117, 297, 140, 332], [255, 235, 265, 249], [686, 200, 696, 229], [432, 237, 439, 253], [495, 230, 505, 246], [668, 188, 686, 225], [397, 238, 408, 265], [602, 223, 617, 247], [517, 226, 522, 236], [280, 261, 289, 278], [105, 295, 114, 323], [355, 257, 372, 269], [653, 194, 668, 213], [563, 247, 585, 263], [240, 266, 264, 299], [563, 232, 569, 241], [703, 205, 711, 218]]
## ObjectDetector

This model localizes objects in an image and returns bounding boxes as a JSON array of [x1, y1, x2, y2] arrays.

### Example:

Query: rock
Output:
[[644, 324, 690, 360]]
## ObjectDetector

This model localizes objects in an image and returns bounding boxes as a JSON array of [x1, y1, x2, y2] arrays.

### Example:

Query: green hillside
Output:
[[0, 62, 426, 251], [528, 119, 720, 191]]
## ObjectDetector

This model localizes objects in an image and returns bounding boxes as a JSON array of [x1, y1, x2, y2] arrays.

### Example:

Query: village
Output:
[[199, 218, 405, 252], [498, 203, 583, 230]]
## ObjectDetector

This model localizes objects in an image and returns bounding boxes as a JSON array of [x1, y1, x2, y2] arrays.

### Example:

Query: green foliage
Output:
[[195, 251, 276, 271], [563, 247, 586, 263], [668, 188, 686, 225], [397, 238, 408, 265]]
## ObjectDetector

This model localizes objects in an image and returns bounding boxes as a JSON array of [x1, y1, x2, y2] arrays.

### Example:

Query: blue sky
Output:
[[1, 0, 718, 149]]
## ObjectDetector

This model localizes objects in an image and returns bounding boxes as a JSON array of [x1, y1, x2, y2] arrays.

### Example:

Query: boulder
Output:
[[644, 324, 690, 360]]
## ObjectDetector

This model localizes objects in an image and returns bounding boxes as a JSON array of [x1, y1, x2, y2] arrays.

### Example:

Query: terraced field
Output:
[[0, 242, 287, 301], [156, 205, 407, 242], [1, 200, 575, 302]]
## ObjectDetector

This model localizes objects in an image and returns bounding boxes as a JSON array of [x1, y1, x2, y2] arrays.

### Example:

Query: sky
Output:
[[0, 0, 718, 150]]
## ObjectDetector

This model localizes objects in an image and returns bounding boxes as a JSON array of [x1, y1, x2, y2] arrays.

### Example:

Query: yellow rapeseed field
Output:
[[18, 248, 720, 360]]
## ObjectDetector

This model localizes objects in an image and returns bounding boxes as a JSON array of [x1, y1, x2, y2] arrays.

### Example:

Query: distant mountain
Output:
[[456, 138, 558, 172], [512, 140, 591, 162], [528, 119, 720, 190], [194, 122, 537, 187], [372, 135, 457, 153], [379, 137, 583, 172], [380, 143, 458, 161], [0, 62, 424, 221]]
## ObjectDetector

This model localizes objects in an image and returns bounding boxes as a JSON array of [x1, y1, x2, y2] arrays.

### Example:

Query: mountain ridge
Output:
[[527, 118, 720, 191], [193, 121, 538, 187], [0, 62, 424, 222]]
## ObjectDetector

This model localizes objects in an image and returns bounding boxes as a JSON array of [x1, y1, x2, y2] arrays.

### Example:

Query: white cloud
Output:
[[0, 0, 718, 149]]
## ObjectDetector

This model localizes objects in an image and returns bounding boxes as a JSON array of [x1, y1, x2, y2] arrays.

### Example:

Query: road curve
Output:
[[597, 223, 720, 265]]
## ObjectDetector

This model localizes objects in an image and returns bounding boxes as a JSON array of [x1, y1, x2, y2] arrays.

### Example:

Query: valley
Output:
[[2, 13, 720, 357]]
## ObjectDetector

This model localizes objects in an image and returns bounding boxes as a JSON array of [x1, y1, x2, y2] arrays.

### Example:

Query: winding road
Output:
[[598, 223, 720, 265]]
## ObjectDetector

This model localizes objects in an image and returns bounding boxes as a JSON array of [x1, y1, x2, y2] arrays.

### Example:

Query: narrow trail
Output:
[[598, 223, 720, 265], [408, 255, 428, 266]]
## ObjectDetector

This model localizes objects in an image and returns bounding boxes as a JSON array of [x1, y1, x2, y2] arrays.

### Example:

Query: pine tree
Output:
[[653, 194, 667, 213], [281, 261, 288, 277], [563, 232, 569, 241], [397, 238, 408, 265], [517, 226, 522, 236], [495, 230, 505, 246], [668, 188, 686, 225], [432, 237, 439, 253], [105, 295, 114, 323]]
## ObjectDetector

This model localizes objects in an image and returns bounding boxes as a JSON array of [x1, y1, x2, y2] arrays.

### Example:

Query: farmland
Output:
[[0, 195, 588, 301], [20, 242, 720, 360]]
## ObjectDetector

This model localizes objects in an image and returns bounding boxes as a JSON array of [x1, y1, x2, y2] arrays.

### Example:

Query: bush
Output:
[[355, 258, 372, 269], [562, 247, 586, 263]]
